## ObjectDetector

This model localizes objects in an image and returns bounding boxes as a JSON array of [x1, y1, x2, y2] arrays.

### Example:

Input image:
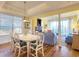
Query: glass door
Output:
[[61, 20, 69, 37], [49, 21, 58, 34], [61, 18, 73, 37], [60, 18, 73, 45]]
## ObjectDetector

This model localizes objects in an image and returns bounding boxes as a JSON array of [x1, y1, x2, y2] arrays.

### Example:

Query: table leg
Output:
[[27, 42, 30, 57]]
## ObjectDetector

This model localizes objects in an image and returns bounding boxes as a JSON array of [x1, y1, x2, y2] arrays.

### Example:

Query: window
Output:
[[13, 16, 23, 33], [0, 13, 23, 35]]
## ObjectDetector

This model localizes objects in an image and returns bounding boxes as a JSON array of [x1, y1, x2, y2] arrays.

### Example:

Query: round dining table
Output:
[[19, 34, 40, 57]]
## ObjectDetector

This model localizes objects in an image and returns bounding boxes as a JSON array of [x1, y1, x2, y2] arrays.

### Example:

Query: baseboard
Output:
[[0, 41, 11, 46]]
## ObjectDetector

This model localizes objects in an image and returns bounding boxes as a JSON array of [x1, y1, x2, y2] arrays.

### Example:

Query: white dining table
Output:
[[19, 34, 40, 57]]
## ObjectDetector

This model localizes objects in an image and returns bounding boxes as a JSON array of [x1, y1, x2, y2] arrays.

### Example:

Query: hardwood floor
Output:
[[53, 45, 79, 57], [0, 43, 79, 57]]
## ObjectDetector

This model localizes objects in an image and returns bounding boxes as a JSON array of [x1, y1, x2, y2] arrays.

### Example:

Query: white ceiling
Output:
[[5, 1, 45, 11], [0, 1, 79, 17]]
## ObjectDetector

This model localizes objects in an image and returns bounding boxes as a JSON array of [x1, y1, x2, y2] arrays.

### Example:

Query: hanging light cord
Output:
[[24, 1, 26, 20]]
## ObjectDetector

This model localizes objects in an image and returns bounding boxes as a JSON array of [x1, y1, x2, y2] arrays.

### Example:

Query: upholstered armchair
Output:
[[44, 31, 57, 46]]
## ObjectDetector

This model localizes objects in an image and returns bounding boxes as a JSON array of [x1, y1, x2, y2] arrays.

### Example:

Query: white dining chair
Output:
[[12, 32, 27, 57], [30, 32, 44, 57]]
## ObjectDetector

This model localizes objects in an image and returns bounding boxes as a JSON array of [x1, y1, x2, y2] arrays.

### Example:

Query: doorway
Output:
[[36, 18, 42, 32]]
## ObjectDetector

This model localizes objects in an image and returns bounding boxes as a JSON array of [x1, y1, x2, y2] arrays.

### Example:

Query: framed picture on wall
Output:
[[24, 22, 30, 29]]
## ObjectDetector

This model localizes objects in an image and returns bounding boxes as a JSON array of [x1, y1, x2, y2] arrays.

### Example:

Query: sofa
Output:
[[44, 31, 57, 46]]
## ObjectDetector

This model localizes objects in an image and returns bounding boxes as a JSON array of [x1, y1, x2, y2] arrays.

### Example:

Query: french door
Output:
[[49, 19, 72, 37]]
